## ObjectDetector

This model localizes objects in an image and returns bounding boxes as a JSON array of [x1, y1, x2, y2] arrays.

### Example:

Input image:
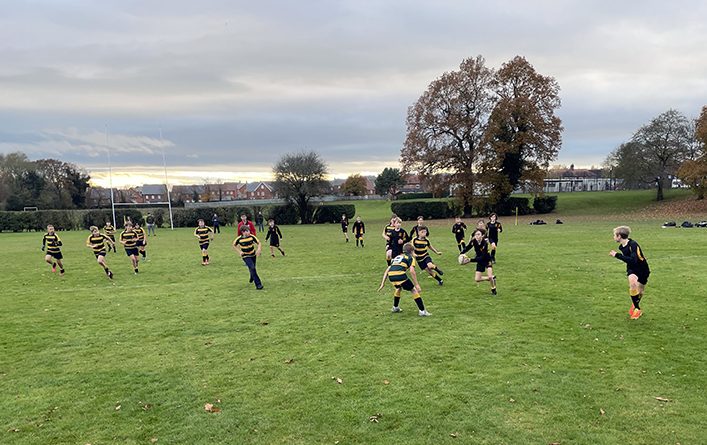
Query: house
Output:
[[400, 174, 423, 194], [542, 166, 617, 193], [141, 184, 168, 203], [363, 176, 376, 195], [244, 182, 275, 200], [171, 185, 206, 203], [85, 187, 113, 208], [222, 182, 246, 200]]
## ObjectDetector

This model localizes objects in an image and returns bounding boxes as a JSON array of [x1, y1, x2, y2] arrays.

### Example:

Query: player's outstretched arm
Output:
[[377, 267, 390, 291]]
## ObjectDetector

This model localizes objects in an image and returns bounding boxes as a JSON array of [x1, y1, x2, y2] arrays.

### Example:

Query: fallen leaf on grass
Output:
[[284, 358, 295, 364], [369, 413, 382, 423], [115, 404, 121, 411], [655, 397, 670, 402], [150, 438, 158, 444], [142, 404, 153, 411], [383, 380, 390, 385], [204, 403, 221, 413], [599, 408, 606, 416], [509, 398, 516, 403], [331, 376, 343, 384], [8, 428, 19, 432], [260, 320, 269, 325], [450, 432, 458, 438], [549, 442, 561, 445]]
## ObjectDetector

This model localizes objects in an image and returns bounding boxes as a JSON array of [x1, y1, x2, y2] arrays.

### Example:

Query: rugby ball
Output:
[[458, 254, 470, 265]]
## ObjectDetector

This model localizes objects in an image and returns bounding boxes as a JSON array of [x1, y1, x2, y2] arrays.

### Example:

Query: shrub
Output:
[[533, 195, 558, 214], [266, 204, 300, 225], [313, 204, 356, 224], [390, 201, 452, 220], [493, 197, 532, 216]]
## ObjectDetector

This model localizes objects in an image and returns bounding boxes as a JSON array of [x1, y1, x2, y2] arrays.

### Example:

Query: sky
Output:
[[1, 0, 706, 187]]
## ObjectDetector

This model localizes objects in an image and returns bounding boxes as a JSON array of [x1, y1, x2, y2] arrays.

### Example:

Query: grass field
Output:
[[1, 192, 706, 444]]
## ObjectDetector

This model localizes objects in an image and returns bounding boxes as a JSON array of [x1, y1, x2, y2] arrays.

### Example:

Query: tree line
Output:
[[0, 152, 90, 210]]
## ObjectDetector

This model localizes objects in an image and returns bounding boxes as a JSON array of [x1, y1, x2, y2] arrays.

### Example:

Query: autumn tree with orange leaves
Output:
[[402, 55, 562, 214], [677, 106, 707, 199]]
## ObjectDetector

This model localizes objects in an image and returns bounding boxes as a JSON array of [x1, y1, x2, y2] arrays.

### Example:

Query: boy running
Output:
[[377, 242, 431, 316], [387, 217, 410, 260], [133, 222, 148, 260], [103, 221, 117, 252], [120, 222, 140, 274], [194, 219, 214, 265], [352, 216, 365, 247], [341, 214, 349, 242], [610, 226, 650, 319], [486, 213, 502, 263], [412, 226, 444, 285], [42, 224, 65, 275], [86, 226, 114, 279], [233, 226, 263, 289], [265, 219, 285, 257], [461, 228, 497, 295], [451, 216, 467, 253]]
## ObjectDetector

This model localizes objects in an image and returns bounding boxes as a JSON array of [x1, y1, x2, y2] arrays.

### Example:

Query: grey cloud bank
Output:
[[1, 0, 705, 180]]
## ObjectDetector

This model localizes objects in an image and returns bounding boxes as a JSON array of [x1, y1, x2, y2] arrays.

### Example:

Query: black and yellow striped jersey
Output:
[[120, 230, 138, 248], [412, 236, 431, 259], [134, 227, 146, 240], [234, 235, 260, 257], [103, 224, 115, 237], [194, 226, 213, 244], [388, 253, 416, 282], [383, 224, 394, 241], [87, 233, 110, 253], [42, 233, 62, 254]]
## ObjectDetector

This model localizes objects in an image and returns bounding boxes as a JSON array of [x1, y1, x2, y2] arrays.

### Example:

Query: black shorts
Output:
[[456, 237, 465, 245], [269, 240, 280, 247], [392, 279, 415, 291], [199, 242, 210, 250], [125, 247, 139, 257], [628, 270, 650, 285], [94, 251, 106, 258], [136, 240, 145, 247], [342, 225, 348, 233], [476, 259, 491, 273], [47, 251, 63, 260], [417, 256, 433, 270], [355, 233, 364, 239], [489, 238, 498, 246]]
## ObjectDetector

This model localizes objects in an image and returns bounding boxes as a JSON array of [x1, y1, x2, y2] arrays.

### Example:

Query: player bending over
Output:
[[378, 242, 431, 316]]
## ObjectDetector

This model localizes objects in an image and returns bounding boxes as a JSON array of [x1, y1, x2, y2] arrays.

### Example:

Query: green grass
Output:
[[1, 194, 706, 444], [550, 189, 692, 216]]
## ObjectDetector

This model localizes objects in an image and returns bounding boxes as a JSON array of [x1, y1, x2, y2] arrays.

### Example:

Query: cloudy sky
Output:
[[1, 0, 705, 187]]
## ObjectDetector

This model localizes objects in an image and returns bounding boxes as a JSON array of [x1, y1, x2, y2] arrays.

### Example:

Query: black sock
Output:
[[434, 274, 442, 282], [206, 255, 209, 261], [435, 266, 443, 276], [386, 259, 391, 266], [631, 295, 641, 310], [414, 297, 425, 311], [141, 251, 146, 258], [491, 251, 496, 261], [393, 297, 401, 307], [134, 268, 139, 273]]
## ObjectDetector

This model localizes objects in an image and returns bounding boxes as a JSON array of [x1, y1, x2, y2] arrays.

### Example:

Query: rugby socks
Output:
[[630, 289, 641, 310], [413, 295, 425, 311], [140, 251, 146, 259], [434, 266, 443, 276]]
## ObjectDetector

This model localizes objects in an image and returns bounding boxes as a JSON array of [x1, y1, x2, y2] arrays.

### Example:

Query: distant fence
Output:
[[184, 195, 386, 208]]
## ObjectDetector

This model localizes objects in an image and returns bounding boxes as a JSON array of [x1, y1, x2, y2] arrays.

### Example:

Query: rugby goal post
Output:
[[112, 201, 174, 229]]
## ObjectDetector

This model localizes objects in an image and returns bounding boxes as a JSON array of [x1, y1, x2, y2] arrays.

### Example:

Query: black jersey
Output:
[[614, 239, 650, 276], [353, 220, 365, 236], [234, 235, 259, 257], [265, 225, 283, 243], [194, 226, 213, 245], [42, 233, 62, 254], [388, 228, 410, 255], [452, 222, 467, 241], [87, 233, 110, 254], [463, 237, 491, 262], [341, 217, 349, 229], [486, 221, 502, 242], [383, 224, 395, 246], [410, 225, 428, 239]]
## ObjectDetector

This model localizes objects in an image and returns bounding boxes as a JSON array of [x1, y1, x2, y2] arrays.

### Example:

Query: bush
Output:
[[398, 192, 433, 200], [390, 201, 453, 220], [533, 195, 558, 214], [313, 204, 356, 224], [265, 204, 300, 225], [0, 210, 81, 232], [494, 197, 532, 216]]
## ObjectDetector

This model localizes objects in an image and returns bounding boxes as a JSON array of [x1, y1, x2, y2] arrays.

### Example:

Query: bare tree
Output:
[[273, 151, 329, 224]]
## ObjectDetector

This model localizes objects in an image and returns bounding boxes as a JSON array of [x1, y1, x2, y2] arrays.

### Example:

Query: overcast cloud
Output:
[[1, 0, 705, 185]]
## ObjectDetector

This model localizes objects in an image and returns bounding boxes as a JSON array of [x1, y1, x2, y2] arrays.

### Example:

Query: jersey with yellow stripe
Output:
[[133, 227, 146, 240], [120, 230, 138, 248], [194, 226, 213, 244], [235, 235, 260, 257], [412, 236, 431, 259], [388, 253, 416, 282], [87, 234, 109, 253], [42, 233, 62, 254]]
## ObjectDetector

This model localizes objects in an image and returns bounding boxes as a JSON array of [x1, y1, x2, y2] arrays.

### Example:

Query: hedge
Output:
[[397, 192, 433, 200], [533, 195, 558, 214], [263, 204, 300, 225], [390, 201, 454, 220], [313, 204, 356, 224]]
